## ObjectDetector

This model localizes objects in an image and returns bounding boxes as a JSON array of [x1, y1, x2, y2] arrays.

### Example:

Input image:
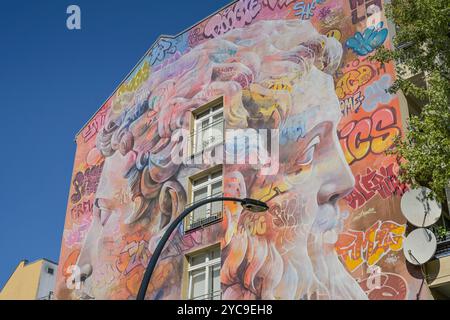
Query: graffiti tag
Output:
[[344, 163, 408, 209], [362, 74, 393, 112], [335, 64, 374, 99], [70, 200, 94, 220], [82, 107, 108, 143], [149, 39, 178, 66], [335, 220, 406, 272], [293, 0, 325, 20], [204, 0, 262, 38], [262, 0, 296, 9], [340, 91, 364, 116], [338, 106, 400, 165], [70, 163, 104, 204], [117, 61, 150, 96], [359, 272, 408, 300], [346, 21, 388, 56]]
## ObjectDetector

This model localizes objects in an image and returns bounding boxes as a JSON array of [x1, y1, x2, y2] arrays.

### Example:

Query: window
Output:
[[187, 169, 223, 231], [187, 246, 221, 300], [192, 103, 223, 154], [47, 267, 54, 275]]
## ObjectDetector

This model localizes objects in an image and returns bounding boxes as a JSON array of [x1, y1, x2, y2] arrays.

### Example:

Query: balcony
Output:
[[435, 235, 450, 259], [184, 192, 224, 233], [425, 229, 450, 299]]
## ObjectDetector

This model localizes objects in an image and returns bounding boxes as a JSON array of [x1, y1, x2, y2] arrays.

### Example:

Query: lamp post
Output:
[[136, 196, 269, 300]]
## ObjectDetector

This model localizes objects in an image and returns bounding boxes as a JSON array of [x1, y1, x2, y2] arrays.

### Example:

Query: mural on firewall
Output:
[[56, 0, 432, 300]]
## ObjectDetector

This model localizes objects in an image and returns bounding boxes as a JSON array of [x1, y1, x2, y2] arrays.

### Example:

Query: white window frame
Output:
[[187, 247, 221, 300], [193, 104, 223, 155], [188, 169, 223, 230]]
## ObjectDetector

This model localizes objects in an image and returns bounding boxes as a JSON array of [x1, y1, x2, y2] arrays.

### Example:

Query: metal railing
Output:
[[189, 119, 224, 157], [184, 192, 224, 233], [435, 233, 450, 259], [191, 290, 222, 300]]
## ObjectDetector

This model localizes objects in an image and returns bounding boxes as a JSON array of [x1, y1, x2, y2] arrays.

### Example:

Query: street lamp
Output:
[[136, 196, 269, 300]]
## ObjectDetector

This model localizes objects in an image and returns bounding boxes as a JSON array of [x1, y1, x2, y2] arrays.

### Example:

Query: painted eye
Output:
[[296, 136, 321, 166]]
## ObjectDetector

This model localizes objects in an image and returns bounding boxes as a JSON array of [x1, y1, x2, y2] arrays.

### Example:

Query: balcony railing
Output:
[[191, 290, 222, 300], [435, 234, 450, 259], [184, 192, 224, 233]]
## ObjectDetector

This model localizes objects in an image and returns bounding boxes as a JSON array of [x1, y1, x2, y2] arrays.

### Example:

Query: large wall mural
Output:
[[56, 0, 432, 300]]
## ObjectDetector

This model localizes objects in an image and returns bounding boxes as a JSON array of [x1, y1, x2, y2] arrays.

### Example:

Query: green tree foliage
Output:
[[373, 0, 450, 202]]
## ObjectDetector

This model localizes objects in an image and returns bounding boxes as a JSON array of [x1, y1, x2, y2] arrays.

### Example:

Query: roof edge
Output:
[[74, 0, 239, 141]]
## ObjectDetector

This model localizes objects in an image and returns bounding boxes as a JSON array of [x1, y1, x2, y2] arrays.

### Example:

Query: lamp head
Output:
[[241, 198, 269, 213]]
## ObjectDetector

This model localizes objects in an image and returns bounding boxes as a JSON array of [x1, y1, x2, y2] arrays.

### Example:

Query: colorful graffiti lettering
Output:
[[188, 27, 204, 48], [149, 39, 178, 66], [70, 163, 104, 204], [65, 218, 91, 248], [293, 0, 325, 20], [203, 0, 261, 38], [268, 197, 305, 228], [340, 91, 364, 116], [82, 107, 108, 143], [344, 163, 408, 209], [335, 220, 406, 272], [117, 239, 149, 276], [362, 74, 393, 112], [70, 200, 94, 220], [117, 61, 150, 96], [339, 106, 400, 165], [262, 0, 296, 9], [335, 64, 374, 99], [352, 207, 376, 221], [317, 6, 332, 20], [346, 21, 388, 56], [239, 214, 267, 236], [359, 272, 408, 300], [349, 0, 383, 25]]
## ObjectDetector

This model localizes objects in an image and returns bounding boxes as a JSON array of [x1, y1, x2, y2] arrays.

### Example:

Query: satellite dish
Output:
[[403, 228, 437, 265], [400, 187, 442, 227]]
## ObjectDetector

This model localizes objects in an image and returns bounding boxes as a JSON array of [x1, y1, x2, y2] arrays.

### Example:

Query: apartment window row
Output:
[[183, 100, 225, 300]]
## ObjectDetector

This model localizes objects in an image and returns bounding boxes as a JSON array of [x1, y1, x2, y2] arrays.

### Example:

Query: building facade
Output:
[[55, 0, 436, 300], [0, 259, 57, 300]]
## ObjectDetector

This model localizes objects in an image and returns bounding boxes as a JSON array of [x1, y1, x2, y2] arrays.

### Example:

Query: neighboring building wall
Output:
[[56, 0, 433, 300], [426, 256, 450, 289], [0, 259, 57, 300], [36, 261, 57, 300]]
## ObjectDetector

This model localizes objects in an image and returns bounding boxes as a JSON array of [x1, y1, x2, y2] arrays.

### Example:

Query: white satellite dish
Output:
[[403, 228, 437, 265], [400, 187, 442, 227]]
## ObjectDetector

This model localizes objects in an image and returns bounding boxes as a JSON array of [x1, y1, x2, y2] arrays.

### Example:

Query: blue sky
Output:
[[0, 0, 231, 289]]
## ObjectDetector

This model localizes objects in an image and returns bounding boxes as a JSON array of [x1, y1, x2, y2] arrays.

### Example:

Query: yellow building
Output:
[[0, 259, 57, 300]]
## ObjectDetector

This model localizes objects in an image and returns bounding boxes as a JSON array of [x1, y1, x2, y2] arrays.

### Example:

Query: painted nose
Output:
[[317, 143, 355, 205]]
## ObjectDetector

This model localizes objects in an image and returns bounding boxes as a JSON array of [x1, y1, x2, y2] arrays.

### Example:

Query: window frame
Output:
[[190, 97, 224, 156], [187, 246, 221, 300], [186, 167, 223, 231]]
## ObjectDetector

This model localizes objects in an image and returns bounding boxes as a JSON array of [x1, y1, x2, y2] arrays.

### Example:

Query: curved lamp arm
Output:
[[136, 196, 267, 300]]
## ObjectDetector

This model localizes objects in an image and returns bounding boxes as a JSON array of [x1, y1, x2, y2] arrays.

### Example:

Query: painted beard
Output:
[[222, 194, 368, 300]]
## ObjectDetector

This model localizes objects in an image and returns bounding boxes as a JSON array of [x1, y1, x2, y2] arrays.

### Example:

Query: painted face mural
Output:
[[56, 0, 432, 300]]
